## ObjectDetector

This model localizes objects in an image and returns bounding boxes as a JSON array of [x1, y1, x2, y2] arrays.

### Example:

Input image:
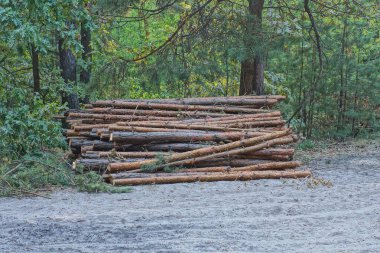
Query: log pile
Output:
[[63, 95, 311, 186]]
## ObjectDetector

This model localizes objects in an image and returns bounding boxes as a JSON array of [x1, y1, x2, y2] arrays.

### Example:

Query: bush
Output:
[[0, 89, 67, 159]]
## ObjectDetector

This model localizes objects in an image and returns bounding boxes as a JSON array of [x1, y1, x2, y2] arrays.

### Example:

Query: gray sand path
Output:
[[0, 147, 379, 252]]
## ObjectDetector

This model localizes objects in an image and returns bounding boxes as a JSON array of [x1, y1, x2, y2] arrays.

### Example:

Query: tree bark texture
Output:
[[58, 37, 79, 109], [30, 43, 40, 93], [240, 0, 265, 95]]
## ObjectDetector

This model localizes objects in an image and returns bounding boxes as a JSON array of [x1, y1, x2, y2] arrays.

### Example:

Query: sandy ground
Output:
[[0, 143, 379, 252]]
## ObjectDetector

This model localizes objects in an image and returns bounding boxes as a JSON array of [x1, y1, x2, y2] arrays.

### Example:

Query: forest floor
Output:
[[0, 139, 379, 253]]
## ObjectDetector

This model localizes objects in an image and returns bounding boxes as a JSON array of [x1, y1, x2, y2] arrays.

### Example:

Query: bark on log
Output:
[[140, 143, 211, 152], [182, 111, 281, 123], [86, 108, 227, 118], [93, 96, 283, 106], [68, 112, 178, 122], [108, 125, 215, 133], [83, 148, 293, 159], [110, 131, 268, 144], [111, 170, 311, 186], [91, 101, 270, 114], [73, 158, 144, 171], [179, 161, 302, 172], [218, 120, 285, 128], [72, 124, 112, 131]]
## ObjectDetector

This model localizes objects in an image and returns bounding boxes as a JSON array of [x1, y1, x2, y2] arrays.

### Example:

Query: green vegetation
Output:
[[0, 1, 378, 195], [0, 151, 130, 197]]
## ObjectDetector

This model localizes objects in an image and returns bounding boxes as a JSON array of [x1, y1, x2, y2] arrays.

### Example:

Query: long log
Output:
[[86, 108, 227, 118], [179, 161, 302, 173], [107, 125, 218, 134], [199, 116, 282, 125], [140, 143, 211, 152], [72, 124, 112, 131], [110, 131, 269, 144], [67, 112, 178, 122], [83, 148, 294, 159], [110, 170, 311, 186], [219, 120, 285, 128], [94, 95, 285, 103], [93, 96, 283, 106], [115, 121, 286, 132], [107, 130, 290, 172], [181, 111, 281, 123], [73, 158, 144, 171], [91, 101, 271, 114]]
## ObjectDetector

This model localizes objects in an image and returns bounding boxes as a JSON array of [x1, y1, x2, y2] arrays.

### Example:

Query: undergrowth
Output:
[[0, 150, 130, 197]]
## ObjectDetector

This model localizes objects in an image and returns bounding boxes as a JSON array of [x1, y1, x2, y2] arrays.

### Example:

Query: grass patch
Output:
[[297, 139, 316, 150], [0, 150, 130, 197]]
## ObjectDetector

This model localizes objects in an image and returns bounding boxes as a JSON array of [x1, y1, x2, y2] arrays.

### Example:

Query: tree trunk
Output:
[[30, 43, 40, 93], [240, 0, 265, 95], [110, 170, 311, 186], [58, 38, 79, 109], [80, 19, 91, 103], [240, 60, 254, 95]]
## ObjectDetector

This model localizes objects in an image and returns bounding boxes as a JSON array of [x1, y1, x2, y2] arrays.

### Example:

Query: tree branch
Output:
[[119, 0, 223, 63]]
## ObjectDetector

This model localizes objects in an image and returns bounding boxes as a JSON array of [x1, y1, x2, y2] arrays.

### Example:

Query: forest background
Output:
[[0, 0, 379, 194]]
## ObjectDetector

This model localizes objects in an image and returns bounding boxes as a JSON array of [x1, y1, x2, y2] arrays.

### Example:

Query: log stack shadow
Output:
[[63, 95, 311, 186]]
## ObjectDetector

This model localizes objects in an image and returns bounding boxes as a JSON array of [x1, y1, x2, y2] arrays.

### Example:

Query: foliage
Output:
[[297, 140, 315, 151], [0, 151, 130, 197], [0, 89, 67, 159]]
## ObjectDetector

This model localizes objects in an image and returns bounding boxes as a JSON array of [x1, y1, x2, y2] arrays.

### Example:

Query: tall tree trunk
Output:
[[30, 43, 40, 93], [80, 23, 91, 84], [80, 19, 91, 103], [239, 0, 265, 95], [58, 38, 79, 109], [338, 16, 347, 130], [239, 60, 254, 95]]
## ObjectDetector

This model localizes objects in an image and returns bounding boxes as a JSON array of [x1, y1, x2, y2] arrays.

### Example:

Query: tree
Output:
[[240, 0, 265, 95], [58, 35, 79, 109]]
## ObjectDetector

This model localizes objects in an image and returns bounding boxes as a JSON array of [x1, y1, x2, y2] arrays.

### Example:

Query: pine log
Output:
[[115, 121, 286, 132], [86, 108, 227, 118], [72, 124, 112, 131], [110, 170, 311, 186], [91, 101, 270, 114], [200, 116, 281, 125], [107, 130, 290, 172], [235, 155, 291, 161], [68, 112, 178, 122], [107, 125, 216, 134], [81, 145, 93, 153], [107, 171, 231, 180], [69, 139, 110, 149], [179, 161, 302, 173], [181, 111, 281, 123], [140, 143, 211, 152], [110, 131, 269, 144], [93, 96, 282, 106], [73, 158, 144, 171], [94, 95, 285, 104], [83, 148, 294, 159], [219, 120, 285, 128]]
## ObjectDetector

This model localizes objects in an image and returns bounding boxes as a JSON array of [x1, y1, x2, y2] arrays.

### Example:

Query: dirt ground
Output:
[[0, 140, 379, 253]]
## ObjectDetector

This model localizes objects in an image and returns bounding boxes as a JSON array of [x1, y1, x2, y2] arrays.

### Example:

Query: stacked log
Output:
[[63, 95, 311, 186]]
